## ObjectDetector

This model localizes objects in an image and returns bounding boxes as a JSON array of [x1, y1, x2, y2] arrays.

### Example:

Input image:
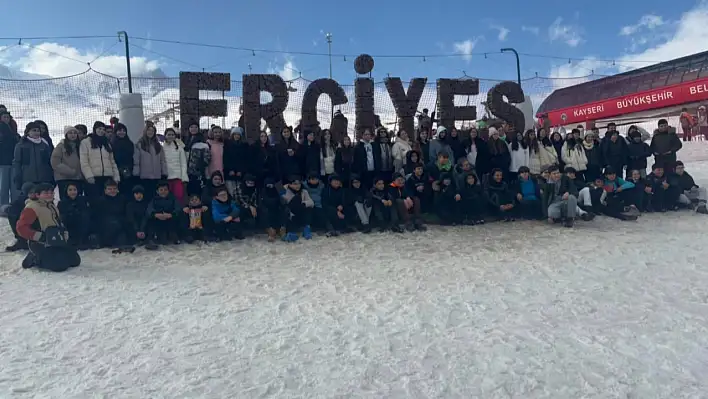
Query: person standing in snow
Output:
[[133, 124, 167, 197], [184, 120, 212, 196], [80, 121, 120, 203], [650, 119, 683, 174], [162, 128, 188, 204], [51, 126, 84, 201], [13, 121, 54, 191]]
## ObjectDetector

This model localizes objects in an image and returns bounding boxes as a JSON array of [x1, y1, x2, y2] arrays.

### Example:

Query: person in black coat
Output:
[[468, 129, 491, 178], [277, 127, 301, 183], [146, 181, 181, 245], [650, 119, 683, 173], [300, 131, 322, 178], [322, 174, 353, 236], [448, 128, 467, 163], [486, 168, 516, 221], [125, 185, 149, 246], [223, 127, 250, 185], [57, 182, 95, 249], [402, 164, 429, 230], [626, 127, 651, 179], [646, 164, 681, 212], [459, 172, 486, 224], [353, 129, 381, 190], [602, 130, 629, 176], [370, 176, 401, 232], [487, 128, 511, 173], [94, 180, 129, 249], [111, 123, 135, 195], [334, 135, 355, 184], [550, 131, 565, 171], [4, 182, 35, 252], [435, 172, 462, 225], [251, 131, 279, 185], [0, 111, 20, 206]]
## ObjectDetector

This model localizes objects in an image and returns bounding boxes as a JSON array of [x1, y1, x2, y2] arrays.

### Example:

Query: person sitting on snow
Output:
[[673, 161, 708, 214], [15, 183, 81, 271]]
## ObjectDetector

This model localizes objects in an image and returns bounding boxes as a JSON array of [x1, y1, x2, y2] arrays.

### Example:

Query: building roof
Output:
[[536, 50, 708, 116]]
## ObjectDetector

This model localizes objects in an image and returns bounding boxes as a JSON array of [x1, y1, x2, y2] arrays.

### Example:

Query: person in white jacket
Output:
[[526, 129, 557, 175], [507, 131, 529, 181], [319, 129, 337, 178], [391, 130, 413, 175], [561, 129, 588, 180], [163, 128, 188, 204]]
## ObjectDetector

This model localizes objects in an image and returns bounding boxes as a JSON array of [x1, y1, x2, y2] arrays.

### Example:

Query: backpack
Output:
[[43, 226, 68, 247]]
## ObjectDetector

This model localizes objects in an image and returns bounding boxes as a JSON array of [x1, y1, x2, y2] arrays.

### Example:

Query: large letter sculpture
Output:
[[436, 78, 479, 131], [301, 78, 348, 141], [242, 74, 289, 143], [179, 72, 230, 136], [487, 81, 526, 132], [384, 77, 427, 140], [354, 54, 375, 141]]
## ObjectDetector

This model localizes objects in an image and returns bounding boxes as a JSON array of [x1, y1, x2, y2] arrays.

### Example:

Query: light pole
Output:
[[501, 48, 521, 86], [326, 32, 333, 120]]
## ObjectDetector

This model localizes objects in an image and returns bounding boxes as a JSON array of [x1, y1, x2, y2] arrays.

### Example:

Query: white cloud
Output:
[[522, 26, 540, 35], [1, 42, 161, 78], [268, 56, 299, 81], [620, 14, 665, 36], [548, 17, 583, 47], [453, 39, 478, 62], [619, 3, 708, 70], [491, 25, 510, 41]]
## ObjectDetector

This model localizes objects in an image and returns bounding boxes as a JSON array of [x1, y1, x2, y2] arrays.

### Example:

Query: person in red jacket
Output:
[[15, 183, 81, 272]]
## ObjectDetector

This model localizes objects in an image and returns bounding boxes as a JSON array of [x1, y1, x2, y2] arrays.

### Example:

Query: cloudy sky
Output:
[[0, 0, 706, 88]]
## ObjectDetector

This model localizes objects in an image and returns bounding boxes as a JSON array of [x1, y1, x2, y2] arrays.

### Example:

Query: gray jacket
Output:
[[50, 140, 83, 181], [133, 143, 168, 180], [13, 137, 53, 189]]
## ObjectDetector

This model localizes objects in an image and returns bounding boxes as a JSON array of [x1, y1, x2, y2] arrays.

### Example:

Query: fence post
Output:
[[118, 31, 133, 93]]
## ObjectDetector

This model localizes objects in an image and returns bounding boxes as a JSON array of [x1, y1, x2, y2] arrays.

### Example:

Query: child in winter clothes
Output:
[[674, 161, 708, 214], [125, 185, 149, 246], [349, 174, 373, 233], [185, 121, 212, 196], [542, 165, 578, 228], [370, 177, 401, 232], [207, 126, 225, 177], [224, 127, 250, 197], [146, 182, 182, 247], [646, 164, 680, 212], [599, 166, 638, 217], [435, 172, 462, 225], [626, 169, 653, 212], [282, 176, 314, 242], [182, 194, 209, 243], [5, 182, 35, 252], [234, 173, 260, 229], [507, 132, 530, 182], [58, 182, 94, 249], [459, 172, 486, 225], [515, 166, 542, 220], [486, 168, 516, 222], [404, 150, 422, 176], [626, 128, 651, 179], [260, 178, 286, 242], [402, 164, 429, 230], [94, 180, 129, 250], [322, 174, 352, 236], [203, 171, 227, 206], [211, 186, 244, 241], [306, 173, 325, 230], [163, 128, 188, 204]]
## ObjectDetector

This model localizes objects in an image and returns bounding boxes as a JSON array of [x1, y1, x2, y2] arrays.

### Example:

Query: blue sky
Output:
[[1, 0, 705, 85]]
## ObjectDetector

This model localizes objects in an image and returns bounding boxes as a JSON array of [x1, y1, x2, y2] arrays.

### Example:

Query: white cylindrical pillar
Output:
[[119, 93, 145, 143]]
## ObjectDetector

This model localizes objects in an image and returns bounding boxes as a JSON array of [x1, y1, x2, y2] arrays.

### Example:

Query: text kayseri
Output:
[[573, 105, 605, 117]]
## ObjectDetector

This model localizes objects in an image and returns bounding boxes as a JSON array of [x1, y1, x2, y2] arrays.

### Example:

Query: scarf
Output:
[[582, 141, 594, 150], [27, 136, 44, 145], [437, 161, 452, 172]]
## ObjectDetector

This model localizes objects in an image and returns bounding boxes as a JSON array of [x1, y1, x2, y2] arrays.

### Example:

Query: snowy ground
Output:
[[2, 144, 708, 398]]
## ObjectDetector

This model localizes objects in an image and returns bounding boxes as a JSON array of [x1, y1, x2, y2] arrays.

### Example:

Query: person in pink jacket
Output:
[[207, 126, 225, 177]]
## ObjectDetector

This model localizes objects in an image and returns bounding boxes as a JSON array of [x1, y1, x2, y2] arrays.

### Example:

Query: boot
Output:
[[697, 202, 708, 214], [6, 239, 28, 252], [267, 228, 276, 242]]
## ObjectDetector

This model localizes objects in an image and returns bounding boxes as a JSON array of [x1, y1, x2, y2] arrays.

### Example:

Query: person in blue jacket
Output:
[[602, 166, 637, 214], [211, 186, 244, 240]]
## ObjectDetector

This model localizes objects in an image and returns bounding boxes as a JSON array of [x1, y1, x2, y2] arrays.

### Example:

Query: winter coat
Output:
[[602, 138, 628, 169], [528, 144, 557, 175], [428, 138, 454, 163], [223, 140, 250, 181], [163, 141, 188, 182], [321, 144, 336, 176], [516, 177, 541, 201], [111, 136, 135, 180], [404, 150, 423, 176], [507, 142, 530, 174], [486, 180, 515, 207], [186, 137, 211, 178], [251, 143, 279, 181], [468, 137, 491, 176], [277, 138, 302, 180], [448, 136, 467, 162], [79, 135, 120, 182], [322, 185, 347, 209], [674, 171, 698, 191], [133, 142, 167, 180], [306, 182, 324, 208], [353, 141, 382, 174], [13, 137, 53, 188], [58, 196, 91, 227], [234, 181, 259, 209], [487, 139, 511, 172], [561, 142, 588, 172], [459, 179, 485, 203], [626, 140, 651, 172], [282, 188, 314, 208], [391, 139, 412, 174], [0, 122, 19, 166], [301, 141, 322, 177], [416, 140, 431, 165], [541, 175, 579, 208], [211, 198, 240, 222], [94, 194, 126, 223], [404, 173, 431, 198], [582, 141, 603, 169], [452, 164, 480, 189], [206, 139, 225, 177], [148, 194, 179, 216], [125, 199, 148, 233], [650, 130, 682, 166], [51, 139, 83, 181]]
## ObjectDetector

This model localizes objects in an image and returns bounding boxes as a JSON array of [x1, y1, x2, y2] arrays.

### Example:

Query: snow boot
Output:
[[21, 252, 37, 269], [580, 212, 595, 221], [6, 239, 28, 252], [282, 232, 299, 242], [302, 225, 313, 240], [267, 228, 277, 242], [697, 202, 708, 214], [361, 225, 372, 234], [563, 218, 574, 228]]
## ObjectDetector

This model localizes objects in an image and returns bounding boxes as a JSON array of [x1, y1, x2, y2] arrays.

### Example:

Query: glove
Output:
[[86, 177, 95, 184]]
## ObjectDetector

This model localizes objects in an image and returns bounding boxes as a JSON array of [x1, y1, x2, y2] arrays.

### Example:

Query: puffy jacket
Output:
[[650, 130, 682, 165], [185, 134, 211, 177], [163, 141, 188, 182], [133, 142, 167, 180], [207, 139, 225, 177], [13, 137, 53, 188], [391, 139, 412, 174], [79, 136, 120, 181], [507, 142, 529, 174], [561, 143, 588, 171], [0, 122, 19, 166], [50, 139, 83, 181]]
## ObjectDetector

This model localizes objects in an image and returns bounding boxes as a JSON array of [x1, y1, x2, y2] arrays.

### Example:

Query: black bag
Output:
[[43, 226, 68, 247]]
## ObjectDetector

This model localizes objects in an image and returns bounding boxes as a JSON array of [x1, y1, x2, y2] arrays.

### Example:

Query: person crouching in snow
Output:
[[322, 174, 352, 237], [646, 164, 680, 212], [126, 185, 149, 247], [459, 172, 486, 225], [57, 182, 96, 250], [564, 167, 594, 221], [5, 182, 35, 252], [94, 179, 130, 251], [349, 174, 373, 233], [305, 173, 325, 231], [486, 168, 516, 222], [542, 165, 578, 228], [182, 194, 209, 243], [260, 178, 285, 242], [402, 164, 428, 231], [235, 173, 260, 230], [282, 175, 314, 242], [515, 166, 542, 220], [673, 161, 708, 214], [626, 169, 652, 212], [146, 181, 182, 248], [16, 183, 80, 271], [371, 176, 401, 232], [211, 186, 244, 241], [435, 172, 462, 225]]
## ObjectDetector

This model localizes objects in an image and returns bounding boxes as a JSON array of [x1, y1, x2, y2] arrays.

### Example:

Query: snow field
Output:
[[1, 143, 708, 398]]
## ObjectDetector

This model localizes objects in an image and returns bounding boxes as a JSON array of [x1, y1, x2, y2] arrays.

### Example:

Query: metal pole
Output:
[[501, 48, 521, 86], [326, 32, 333, 121], [118, 31, 133, 93]]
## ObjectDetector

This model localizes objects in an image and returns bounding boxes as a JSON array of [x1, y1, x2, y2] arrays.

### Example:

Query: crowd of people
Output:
[[0, 101, 706, 272]]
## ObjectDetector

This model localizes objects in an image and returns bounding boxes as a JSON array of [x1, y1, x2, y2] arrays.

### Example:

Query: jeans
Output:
[[548, 195, 578, 219], [0, 165, 16, 206]]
